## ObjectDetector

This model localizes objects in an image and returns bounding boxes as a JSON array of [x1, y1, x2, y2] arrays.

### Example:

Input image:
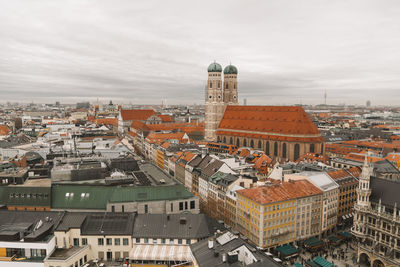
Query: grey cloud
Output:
[[0, 0, 399, 105]]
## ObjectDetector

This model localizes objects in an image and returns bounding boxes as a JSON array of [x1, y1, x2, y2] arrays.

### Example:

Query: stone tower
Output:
[[223, 64, 238, 105], [205, 62, 225, 141], [356, 153, 372, 208]]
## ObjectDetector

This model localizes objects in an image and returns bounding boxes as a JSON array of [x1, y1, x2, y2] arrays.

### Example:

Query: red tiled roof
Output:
[[218, 106, 321, 141], [344, 152, 382, 163], [237, 179, 322, 204], [127, 131, 137, 137], [158, 114, 174, 122], [0, 125, 11, 135], [95, 118, 118, 127], [296, 152, 327, 164], [327, 169, 351, 180], [161, 142, 171, 149], [130, 121, 203, 134], [347, 166, 361, 178], [120, 109, 156, 121], [146, 132, 190, 144], [130, 120, 150, 131], [254, 154, 272, 174], [325, 144, 362, 155]]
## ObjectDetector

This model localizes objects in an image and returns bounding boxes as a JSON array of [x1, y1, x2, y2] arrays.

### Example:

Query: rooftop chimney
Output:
[[208, 237, 214, 249]]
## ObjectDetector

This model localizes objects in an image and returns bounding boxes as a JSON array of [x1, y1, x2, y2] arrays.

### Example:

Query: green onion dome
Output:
[[207, 62, 222, 72], [223, 64, 238, 75]]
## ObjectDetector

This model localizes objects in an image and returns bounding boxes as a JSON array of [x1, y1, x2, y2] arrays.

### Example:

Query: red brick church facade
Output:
[[216, 105, 324, 161]]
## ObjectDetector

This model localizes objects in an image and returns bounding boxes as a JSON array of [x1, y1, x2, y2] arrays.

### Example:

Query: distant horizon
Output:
[[0, 99, 397, 109]]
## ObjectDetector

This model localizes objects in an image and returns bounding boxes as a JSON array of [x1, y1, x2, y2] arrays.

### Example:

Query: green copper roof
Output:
[[207, 62, 222, 72], [224, 64, 238, 74], [51, 184, 194, 210]]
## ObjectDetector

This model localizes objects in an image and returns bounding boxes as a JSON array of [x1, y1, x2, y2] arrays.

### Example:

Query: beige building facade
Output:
[[204, 62, 238, 141]]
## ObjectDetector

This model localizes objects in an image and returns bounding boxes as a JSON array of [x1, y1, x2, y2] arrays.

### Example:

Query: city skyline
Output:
[[1, 0, 400, 105]]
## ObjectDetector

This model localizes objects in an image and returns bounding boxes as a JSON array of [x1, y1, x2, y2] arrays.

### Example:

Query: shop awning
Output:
[[276, 244, 298, 257], [293, 263, 305, 267], [327, 235, 341, 243], [313, 256, 334, 267], [306, 260, 320, 267], [304, 237, 323, 248], [129, 244, 193, 262], [338, 231, 351, 239]]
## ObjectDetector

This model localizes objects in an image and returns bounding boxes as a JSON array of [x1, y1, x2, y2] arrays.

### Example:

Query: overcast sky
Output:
[[1, 0, 399, 105]]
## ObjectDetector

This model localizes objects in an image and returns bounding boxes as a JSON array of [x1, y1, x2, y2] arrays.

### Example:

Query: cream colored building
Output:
[[44, 246, 92, 267], [54, 213, 133, 261]]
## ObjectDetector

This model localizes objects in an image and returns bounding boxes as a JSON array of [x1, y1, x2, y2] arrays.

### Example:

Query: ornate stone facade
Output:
[[352, 156, 400, 267]]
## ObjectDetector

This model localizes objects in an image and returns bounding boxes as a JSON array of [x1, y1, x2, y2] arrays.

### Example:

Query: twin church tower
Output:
[[205, 62, 239, 141]]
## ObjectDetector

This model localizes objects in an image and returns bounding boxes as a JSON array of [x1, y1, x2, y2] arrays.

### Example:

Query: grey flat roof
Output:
[[47, 246, 87, 260], [370, 176, 400, 208], [132, 214, 217, 239], [81, 213, 134, 236]]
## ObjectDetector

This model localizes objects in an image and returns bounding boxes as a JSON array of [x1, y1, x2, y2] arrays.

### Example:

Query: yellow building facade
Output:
[[236, 180, 323, 249]]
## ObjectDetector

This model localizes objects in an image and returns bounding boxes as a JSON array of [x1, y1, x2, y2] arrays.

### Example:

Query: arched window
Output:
[[258, 140, 262, 149], [294, 144, 300, 161], [225, 84, 228, 89], [209, 82, 212, 88], [274, 142, 278, 157], [266, 141, 270, 155], [250, 139, 254, 148], [243, 139, 247, 147], [282, 143, 287, 158], [237, 138, 240, 146], [218, 81, 220, 88], [230, 137, 233, 145], [223, 137, 226, 143], [321, 144, 324, 154], [310, 143, 315, 153]]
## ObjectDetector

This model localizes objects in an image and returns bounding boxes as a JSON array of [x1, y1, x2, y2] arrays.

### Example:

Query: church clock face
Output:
[[209, 95, 212, 99]]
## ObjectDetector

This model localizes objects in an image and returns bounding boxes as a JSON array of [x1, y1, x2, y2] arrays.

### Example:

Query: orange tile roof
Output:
[[237, 179, 322, 204], [146, 132, 189, 144], [217, 106, 322, 142], [254, 154, 272, 174], [130, 121, 203, 133], [327, 169, 351, 180], [344, 152, 382, 163], [127, 131, 137, 137], [170, 151, 183, 163], [120, 109, 156, 121], [325, 144, 362, 155], [238, 149, 251, 158], [161, 142, 171, 149], [347, 166, 361, 178], [95, 118, 118, 127], [177, 151, 196, 167], [391, 135, 400, 141], [0, 125, 11, 135], [296, 152, 328, 164], [130, 120, 150, 131], [158, 114, 174, 122]]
